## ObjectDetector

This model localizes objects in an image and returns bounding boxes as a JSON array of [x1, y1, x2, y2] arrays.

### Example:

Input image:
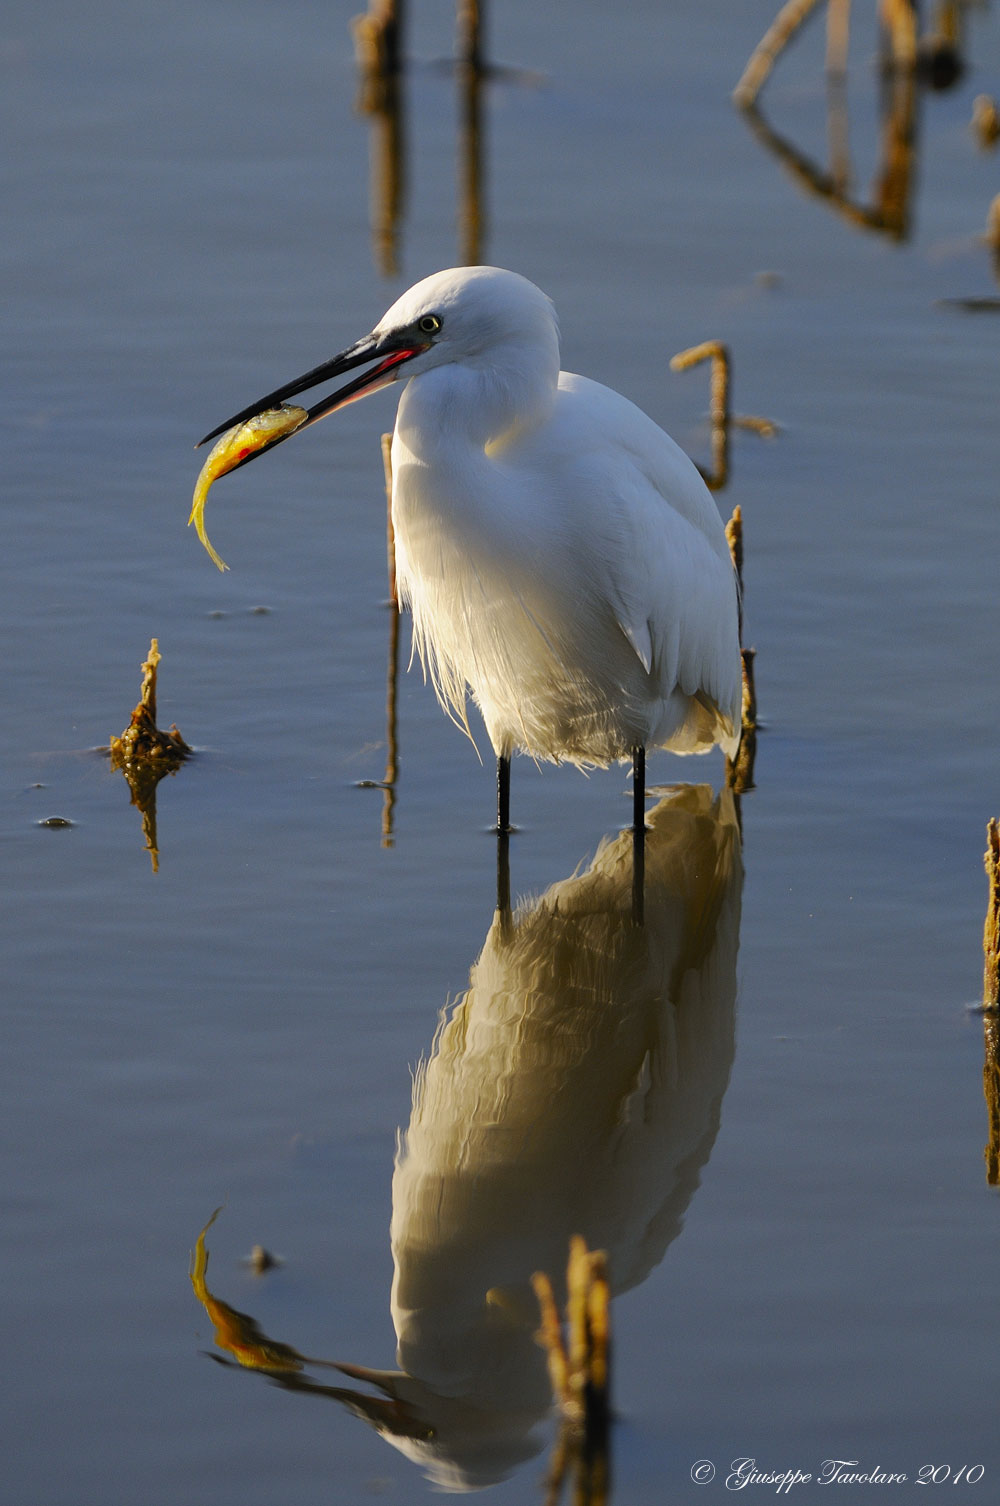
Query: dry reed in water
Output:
[[984, 819, 1000, 1011], [108, 639, 191, 872], [532, 1237, 611, 1506]]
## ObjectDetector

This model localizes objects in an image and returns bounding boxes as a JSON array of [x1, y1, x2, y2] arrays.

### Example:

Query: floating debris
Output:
[[108, 639, 191, 872], [247, 1244, 282, 1275], [532, 1236, 610, 1506], [37, 816, 74, 829]]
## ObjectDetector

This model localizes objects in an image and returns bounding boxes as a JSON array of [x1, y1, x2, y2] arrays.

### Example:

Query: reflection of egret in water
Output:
[[381, 786, 741, 1488], [191, 784, 742, 1491]]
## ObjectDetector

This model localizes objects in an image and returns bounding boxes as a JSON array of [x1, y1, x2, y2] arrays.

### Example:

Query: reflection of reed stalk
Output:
[[984, 1014, 1000, 1187], [352, 2, 406, 276], [980, 822, 999, 1185], [826, 0, 851, 75], [457, 60, 485, 266], [456, 2, 486, 266], [735, 0, 920, 241], [735, 0, 922, 108], [351, 0, 404, 81], [382, 603, 400, 848], [457, 0, 484, 74], [878, 0, 917, 71], [381, 433, 399, 847], [382, 432, 397, 605]]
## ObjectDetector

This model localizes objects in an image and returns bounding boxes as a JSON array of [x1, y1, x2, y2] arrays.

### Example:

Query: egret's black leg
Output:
[[631, 745, 646, 925], [631, 746, 646, 833], [497, 754, 511, 835]]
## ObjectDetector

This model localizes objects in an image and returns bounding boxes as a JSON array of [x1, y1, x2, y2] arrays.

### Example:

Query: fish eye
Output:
[[418, 314, 442, 335]]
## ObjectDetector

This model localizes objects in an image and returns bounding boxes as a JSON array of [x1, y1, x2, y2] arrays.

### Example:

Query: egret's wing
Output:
[[551, 375, 741, 735]]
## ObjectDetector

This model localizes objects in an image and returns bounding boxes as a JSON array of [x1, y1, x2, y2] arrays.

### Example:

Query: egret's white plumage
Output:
[[199, 266, 742, 808], [379, 268, 741, 767]]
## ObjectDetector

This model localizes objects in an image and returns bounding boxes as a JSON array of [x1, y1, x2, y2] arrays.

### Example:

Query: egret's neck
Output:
[[395, 340, 559, 463]]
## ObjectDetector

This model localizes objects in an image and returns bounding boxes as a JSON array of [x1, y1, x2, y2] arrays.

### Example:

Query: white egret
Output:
[[198, 267, 741, 831]]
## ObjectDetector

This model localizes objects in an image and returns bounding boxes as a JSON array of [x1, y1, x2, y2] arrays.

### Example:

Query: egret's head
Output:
[[374, 266, 559, 377], [196, 268, 561, 458]]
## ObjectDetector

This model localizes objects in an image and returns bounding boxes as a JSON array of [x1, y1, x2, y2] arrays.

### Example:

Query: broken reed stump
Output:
[[724, 506, 758, 796], [670, 341, 777, 492], [985, 819, 1000, 1011], [671, 339, 730, 490], [108, 639, 191, 872], [979, 821, 999, 1184], [725, 503, 745, 638], [668, 337, 774, 790], [532, 1236, 611, 1506], [109, 639, 191, 772]]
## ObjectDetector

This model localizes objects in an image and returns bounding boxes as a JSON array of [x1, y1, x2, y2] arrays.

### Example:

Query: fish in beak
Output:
[[189, 329, 431, 570]]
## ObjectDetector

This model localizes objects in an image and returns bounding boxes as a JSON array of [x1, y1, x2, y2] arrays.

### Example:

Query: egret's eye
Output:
[[418, 314, 442, 335]]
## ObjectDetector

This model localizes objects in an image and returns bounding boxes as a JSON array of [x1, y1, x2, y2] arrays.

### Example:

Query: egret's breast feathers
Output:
[[390, 362, 740, 762]]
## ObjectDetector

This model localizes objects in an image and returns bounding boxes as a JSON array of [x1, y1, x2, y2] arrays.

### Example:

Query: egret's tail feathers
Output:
[[660, 690, 739, 760]]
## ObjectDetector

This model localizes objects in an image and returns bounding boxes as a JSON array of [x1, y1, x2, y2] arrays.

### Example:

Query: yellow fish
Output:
[[189, 405, 308, 571]]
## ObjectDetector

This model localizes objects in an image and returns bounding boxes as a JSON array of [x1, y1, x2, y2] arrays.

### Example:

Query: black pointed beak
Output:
[[195, 331, 429, 457]]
